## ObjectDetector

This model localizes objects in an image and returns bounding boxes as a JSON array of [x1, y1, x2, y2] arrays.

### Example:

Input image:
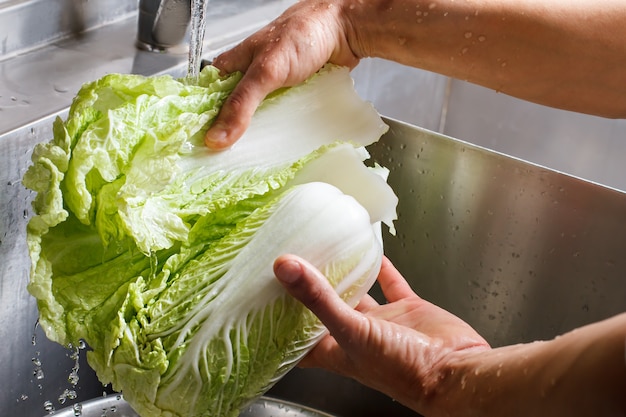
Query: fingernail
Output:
[[205, 126, 228, 149], [275, 259, 303, 284]]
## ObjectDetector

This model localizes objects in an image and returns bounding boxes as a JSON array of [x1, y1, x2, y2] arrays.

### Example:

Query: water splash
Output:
[[32, 356, 45, 380], [30, 321, 89, 413], [32, 319, 39, 346], [67, 341, 85, 389], [59, 389, 78, 405]]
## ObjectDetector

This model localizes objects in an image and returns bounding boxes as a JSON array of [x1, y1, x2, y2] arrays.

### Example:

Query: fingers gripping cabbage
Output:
[[23, 65, 397, 417]]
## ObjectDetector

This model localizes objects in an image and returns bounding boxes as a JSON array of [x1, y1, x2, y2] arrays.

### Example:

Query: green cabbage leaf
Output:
[[23, 65, 397, 417]]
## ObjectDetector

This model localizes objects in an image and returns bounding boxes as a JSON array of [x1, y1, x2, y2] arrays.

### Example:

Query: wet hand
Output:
[[204, 1, 360, 150], [273, 254, 490, 414]]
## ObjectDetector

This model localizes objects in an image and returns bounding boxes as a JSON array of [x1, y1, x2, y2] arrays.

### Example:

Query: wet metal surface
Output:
[[50, 395, 338, 417], [6, 115, 624, 417], [0, 0, 294, 136], [369, 118, 626, 346]]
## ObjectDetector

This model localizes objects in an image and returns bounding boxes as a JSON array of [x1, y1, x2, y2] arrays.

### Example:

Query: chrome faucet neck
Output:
[[136, 0, 191, 52]]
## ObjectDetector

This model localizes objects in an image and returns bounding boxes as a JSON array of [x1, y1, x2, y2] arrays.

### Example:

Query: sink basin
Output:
[[4, 113, 626, 416], [2, 2, 626, 417], [51, 396, 338, 417]]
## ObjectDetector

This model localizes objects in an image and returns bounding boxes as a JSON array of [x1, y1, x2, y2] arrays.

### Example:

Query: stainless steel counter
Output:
[[0, 0, 295, 136]]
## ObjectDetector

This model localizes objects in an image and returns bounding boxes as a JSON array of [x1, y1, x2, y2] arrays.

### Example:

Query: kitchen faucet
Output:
[[136, 0, 191, 51]]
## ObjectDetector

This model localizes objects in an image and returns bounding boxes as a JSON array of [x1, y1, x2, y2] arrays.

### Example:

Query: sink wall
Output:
[[351, 58, 626, 192], [0, 0, 136, 64]]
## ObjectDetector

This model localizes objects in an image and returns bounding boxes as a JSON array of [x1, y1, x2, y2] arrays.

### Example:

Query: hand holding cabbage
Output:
[[23, 65, 397, 417]]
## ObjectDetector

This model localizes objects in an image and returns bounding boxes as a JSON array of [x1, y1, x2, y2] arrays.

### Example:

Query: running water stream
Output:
[[188, 0, 209, 82]]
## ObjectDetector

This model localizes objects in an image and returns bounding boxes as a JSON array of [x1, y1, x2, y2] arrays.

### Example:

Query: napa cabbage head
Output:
[[23, 64, 397, 417]]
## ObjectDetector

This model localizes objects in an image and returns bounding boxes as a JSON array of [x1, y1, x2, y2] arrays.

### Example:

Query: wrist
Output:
[[336, 0, 449, 64], [337, 0, 379, 59], [426, 314, 626, 417]]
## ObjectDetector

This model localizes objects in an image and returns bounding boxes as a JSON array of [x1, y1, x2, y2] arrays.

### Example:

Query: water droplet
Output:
[[53, 84, 69, 93], [58, 393, 67, 405], [69, 370, 80, 386], [73, 402, 83, 416], [44, 400, 55, 413], [478, 35, 486, 42], [68, 348, 81, 386], [464, 31, 473, 39]]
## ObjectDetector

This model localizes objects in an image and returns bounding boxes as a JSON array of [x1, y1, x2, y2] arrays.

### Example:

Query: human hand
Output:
[[204, 0, 361, 149], [275, 253, 626, 416], [273, 254, 490, 414]]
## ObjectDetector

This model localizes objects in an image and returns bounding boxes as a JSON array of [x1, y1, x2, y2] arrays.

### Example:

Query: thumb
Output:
[[204, 77, 265, 149]]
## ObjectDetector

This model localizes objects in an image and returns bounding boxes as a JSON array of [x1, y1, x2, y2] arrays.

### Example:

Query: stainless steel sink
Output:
[[2, 1, 626, 417], [51, 396, 338, 417], [5, 113, 626, 417]]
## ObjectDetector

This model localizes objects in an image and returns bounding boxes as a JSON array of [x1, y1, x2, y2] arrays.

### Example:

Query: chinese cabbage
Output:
[[23, 64, 397, 417]]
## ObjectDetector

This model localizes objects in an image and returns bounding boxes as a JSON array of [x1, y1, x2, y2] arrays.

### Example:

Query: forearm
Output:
[[341, 0, 626, 118], [425, 313, 626, 417]]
